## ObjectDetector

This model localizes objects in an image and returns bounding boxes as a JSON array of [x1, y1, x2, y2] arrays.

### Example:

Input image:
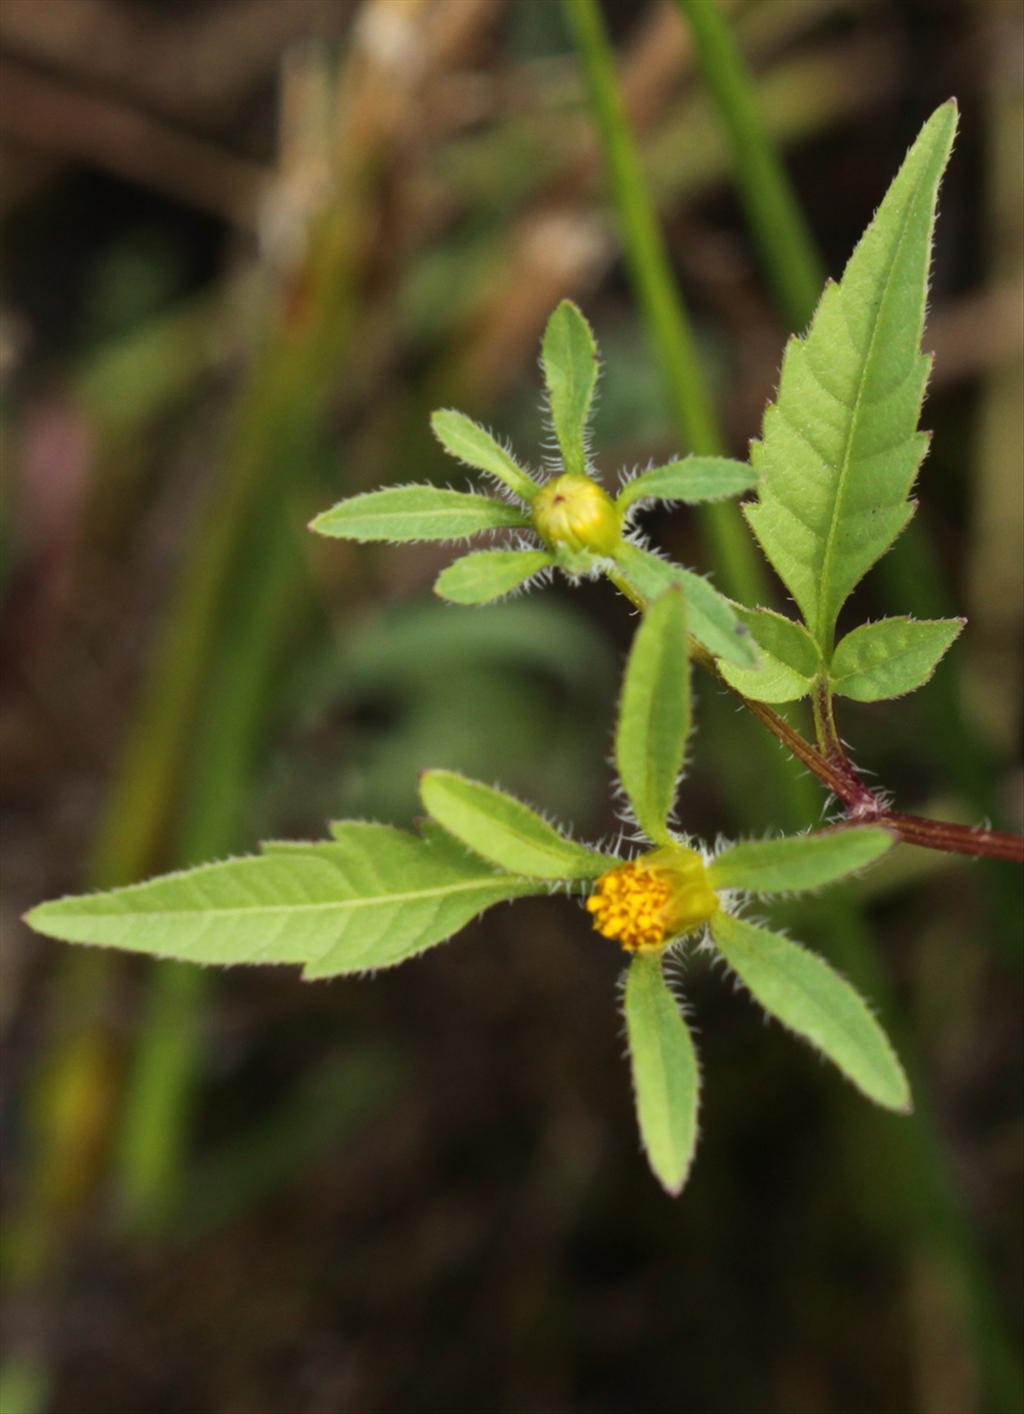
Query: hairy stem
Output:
[[608, 569, 1024, 863]]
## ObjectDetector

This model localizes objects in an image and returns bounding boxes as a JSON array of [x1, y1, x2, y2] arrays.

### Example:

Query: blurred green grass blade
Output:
[[0, 1356, 51, 1414], [114, 518, 303, 1227], [176, 1048, 403, 1242], [674, 0, 824, 329], [562, 0, 766, 607]]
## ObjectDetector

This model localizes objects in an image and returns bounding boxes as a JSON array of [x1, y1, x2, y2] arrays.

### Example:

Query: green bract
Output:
[[310, 299, 760, 669], [26, 590, 903, 1195], [625, 956, 700, 1195]]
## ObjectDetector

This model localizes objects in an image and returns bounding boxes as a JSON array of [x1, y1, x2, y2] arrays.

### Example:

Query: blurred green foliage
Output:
[[1, 1, 1020, 1412]]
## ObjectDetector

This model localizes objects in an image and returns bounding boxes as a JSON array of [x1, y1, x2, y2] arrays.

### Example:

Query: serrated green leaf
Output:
[[26, 823, 544, 981], [625, 954, 701, 1195], [709, 911, 911, 1112], [541, 300, 599, 477], [310, 486, 529, 542], [719, 606, 820, 702], [830, 616, 965, 701], [708, 826, 894, 894], [613, 544, 758, 668], [420, 770, 612, 879], [617, 457, 757, 510], [430, 409, 539, 502], [744, 101, 958, 649], [434, 549, 553, 604], [616, 589, 689, 843]]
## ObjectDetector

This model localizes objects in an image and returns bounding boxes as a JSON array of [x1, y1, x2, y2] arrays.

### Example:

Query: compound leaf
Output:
[[709, 911, 911, 1112], [420, 770, 612, 879], [311, 485, 529, 542], [709, 826, 894, 894], [430, 409, 539, 502], [541, 300, 599, 477], [830, 616, 965, 701], [618, 457, 757, 510], [27, 823, 544, 982], [616, 589, 689, 843], [625, 954, 701, 1196], [719, 605, 820, 702], [744, 102, 958, 650]]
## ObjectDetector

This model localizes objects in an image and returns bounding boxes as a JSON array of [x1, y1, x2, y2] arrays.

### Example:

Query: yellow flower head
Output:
[[586, 846, 719, 955], [532, 474, 621, 557]]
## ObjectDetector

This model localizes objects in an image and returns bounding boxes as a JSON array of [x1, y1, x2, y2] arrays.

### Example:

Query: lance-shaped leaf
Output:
[[27, 824, 545, 982], [718, 605, 820, 703], [434, 549, 553, 605], [744, 102, 958, 649], [625, 954, 701, 1195], [617, 457, 757, 511], [709, 911, 911, 1112], [541, 300, 599, 477], [830, 616, 965, 701], [616, 589, 689, 843], [430, 409, 539, 503], [310, 486, 529, 542], [614, 544, 758, 669], [420, 770, 612, 879], [709, 826, 894, 894]]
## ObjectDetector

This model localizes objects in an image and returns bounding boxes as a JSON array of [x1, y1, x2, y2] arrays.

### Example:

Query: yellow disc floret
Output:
[[532, 474, 621, 557], [586, 847, 719, 954]]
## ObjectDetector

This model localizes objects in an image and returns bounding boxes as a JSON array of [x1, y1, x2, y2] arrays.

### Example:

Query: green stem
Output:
[[674, 0, 824, 329], [563, 0, 765, 607]]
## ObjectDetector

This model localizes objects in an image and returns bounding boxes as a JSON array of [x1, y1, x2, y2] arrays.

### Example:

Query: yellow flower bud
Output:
[[586, 845, 719, 954], [532, 474, 621, 557]]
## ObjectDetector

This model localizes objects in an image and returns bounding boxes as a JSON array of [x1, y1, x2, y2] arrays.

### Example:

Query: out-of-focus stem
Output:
[[563, 0, 766, 608]]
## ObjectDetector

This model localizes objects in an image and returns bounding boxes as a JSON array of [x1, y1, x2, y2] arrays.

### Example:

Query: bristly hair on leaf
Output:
[[743, 101, 958, 659]]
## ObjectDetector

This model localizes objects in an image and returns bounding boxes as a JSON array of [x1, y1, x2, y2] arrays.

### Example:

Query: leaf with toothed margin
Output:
[[541, 300, 599, 478], [434, 549, 554, 604], [430, 409, 539, 503], [26, 823, 545, 981], [420, 770, 613, 879], [613, 544, 758, 669], [310, 486, 529, 542], [829, 616, 965, 701], [743, 102, 958, 651], [709, 911, 911, 1112], [625, 954, 701, 1195], [719, 606, 820, 703]]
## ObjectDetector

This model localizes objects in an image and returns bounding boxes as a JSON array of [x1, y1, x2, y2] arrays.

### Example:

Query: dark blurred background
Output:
[[1, 2, 1021, 1412]]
